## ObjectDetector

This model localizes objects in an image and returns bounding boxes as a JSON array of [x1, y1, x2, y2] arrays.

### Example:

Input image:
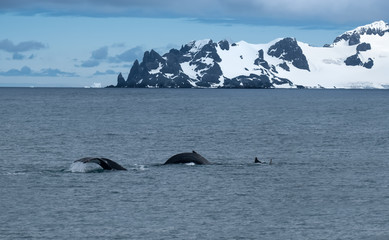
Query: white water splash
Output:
[[134, 164, 147, 171], [69, 162, 101, 173]]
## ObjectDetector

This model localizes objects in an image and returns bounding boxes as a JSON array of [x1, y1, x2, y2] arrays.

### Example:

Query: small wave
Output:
[[2, 172, 27, 176]]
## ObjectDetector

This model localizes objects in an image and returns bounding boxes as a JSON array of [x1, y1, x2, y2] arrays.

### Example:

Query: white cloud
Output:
[[0, 66, 78, 77], [91, 46, 108, 60], [77, 45, 144, 68], [108, 46, 144, 63], [0, 39, 46, 53], [93, 69, 117, 76]]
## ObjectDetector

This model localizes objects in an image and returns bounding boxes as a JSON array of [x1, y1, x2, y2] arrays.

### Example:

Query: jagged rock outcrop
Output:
[[267, 38, 310, 71], [254, 49, 271, 70], [357, 43, 371, 52], [345, 54, 363, 66], [218, 40, 230, 51], [344, 53, 374, 69], [116, 73, 126, 87], [363, 58, 374, 69]]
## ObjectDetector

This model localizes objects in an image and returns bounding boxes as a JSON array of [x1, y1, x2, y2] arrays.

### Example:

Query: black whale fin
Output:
[[102, 158, 127, 170], [254, 157, 261, 163]]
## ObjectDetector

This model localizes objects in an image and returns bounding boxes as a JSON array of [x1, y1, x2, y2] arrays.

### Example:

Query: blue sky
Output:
[[1, 0, 388, 87]]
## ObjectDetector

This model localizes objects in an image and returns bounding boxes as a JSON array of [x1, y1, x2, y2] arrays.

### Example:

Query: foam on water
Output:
[[134, 164, 148, 171], [185, 162, 196, 166]]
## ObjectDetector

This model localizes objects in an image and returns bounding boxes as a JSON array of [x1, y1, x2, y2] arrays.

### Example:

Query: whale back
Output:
[[164, 152, 210, 165]]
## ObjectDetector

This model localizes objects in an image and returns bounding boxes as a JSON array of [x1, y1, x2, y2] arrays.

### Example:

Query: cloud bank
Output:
[[78, 45, 144, 68], [0, 39, 46, 53], [1, 0, 388, 25], [93, 70, 116, 76], [0, 66, 78, 77]]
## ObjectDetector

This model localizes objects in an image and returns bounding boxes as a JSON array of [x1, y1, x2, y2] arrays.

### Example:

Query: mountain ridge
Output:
[[110, 21, 389, 89]]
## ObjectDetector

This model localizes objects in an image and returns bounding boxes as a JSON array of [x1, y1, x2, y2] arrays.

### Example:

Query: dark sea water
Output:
[[1, 88, 388, 240]]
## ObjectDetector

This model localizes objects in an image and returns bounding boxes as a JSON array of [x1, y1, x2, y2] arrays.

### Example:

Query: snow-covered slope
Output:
[[113, 21, 389, 89], [291, 20, 389, 88]]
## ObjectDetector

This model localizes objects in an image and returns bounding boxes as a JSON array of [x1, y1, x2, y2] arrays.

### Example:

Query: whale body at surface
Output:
[[164, 151, 210, 165], [74, 157, 127, 170]]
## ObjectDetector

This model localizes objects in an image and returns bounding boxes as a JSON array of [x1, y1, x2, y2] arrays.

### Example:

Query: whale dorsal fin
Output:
[[254, 157, 261, 163]]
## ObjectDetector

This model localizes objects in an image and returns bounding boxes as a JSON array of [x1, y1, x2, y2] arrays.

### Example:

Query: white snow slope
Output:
[[186, 21, 389, 89]]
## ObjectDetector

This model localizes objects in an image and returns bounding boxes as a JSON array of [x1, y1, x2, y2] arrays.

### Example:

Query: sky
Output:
[[1, 0, 389, 87]]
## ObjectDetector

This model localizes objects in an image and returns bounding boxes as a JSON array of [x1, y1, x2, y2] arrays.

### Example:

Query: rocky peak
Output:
[[116, 72, 126, 87], [183, 39, 213, 54], [333, 20, 389, 46], [218, 40, 230, 50], [142, 50, 165, 70], [267, 38, 310, 71], [161, 49, 183, 74], [350, 20, 389, 36]]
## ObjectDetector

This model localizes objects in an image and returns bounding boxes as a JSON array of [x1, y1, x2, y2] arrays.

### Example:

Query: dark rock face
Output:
[[254, 49, 270, 69], [267, 38, 310, 71], [278, 62, 290, 71], [345, 54, 363, 66], [258, 49, 264, 60], [162, 49, 181, 74], [344, 54, 374, 69], [333, 33, 360, 46], [363, 58, 374, 69], [143, 50, 164, 70], [125, 60, 141, 87], [272, 76, 293, 86], [218, 40, 230, 50], [348, 33, 361, 46], [116, 73, 126, 87], [184, 40, 223, 87], [224, 74, 272, 88], [356, 42, 371, 52], [124, 50, 192, 88]]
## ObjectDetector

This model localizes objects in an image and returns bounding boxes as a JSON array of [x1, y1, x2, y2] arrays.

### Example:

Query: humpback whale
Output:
[[164, 151, 211, 165], [74, 157, 127, 170]]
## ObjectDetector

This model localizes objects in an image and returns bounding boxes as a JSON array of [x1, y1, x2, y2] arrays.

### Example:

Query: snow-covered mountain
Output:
[[112, 21, 389, 89]]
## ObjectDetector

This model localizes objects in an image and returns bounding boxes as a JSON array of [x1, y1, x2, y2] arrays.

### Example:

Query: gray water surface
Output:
[[0, 88, 388, 239]]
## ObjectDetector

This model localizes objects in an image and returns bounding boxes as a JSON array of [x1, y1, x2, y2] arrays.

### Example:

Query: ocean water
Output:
[[0, 88, 388, 240]]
